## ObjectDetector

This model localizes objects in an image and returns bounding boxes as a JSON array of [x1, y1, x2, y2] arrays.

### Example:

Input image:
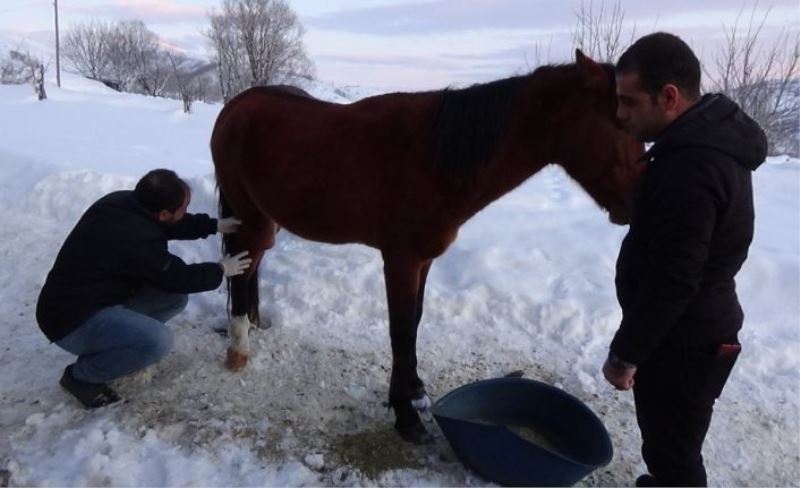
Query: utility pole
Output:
[[54, 0, 61, 87]]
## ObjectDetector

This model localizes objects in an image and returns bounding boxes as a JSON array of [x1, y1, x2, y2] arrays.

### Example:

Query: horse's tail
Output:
[[218, 184, 234, 320]]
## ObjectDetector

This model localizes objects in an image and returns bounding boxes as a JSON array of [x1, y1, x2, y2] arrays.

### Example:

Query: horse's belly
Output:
[[266, 198, 379, 248], [279, 221, 375, 247]]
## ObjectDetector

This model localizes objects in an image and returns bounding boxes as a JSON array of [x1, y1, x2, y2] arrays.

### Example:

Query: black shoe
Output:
[[60, 365, 121, 409], [635, 474, 662, 487]]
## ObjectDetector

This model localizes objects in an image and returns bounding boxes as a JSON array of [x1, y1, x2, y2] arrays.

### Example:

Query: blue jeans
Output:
[[55, 287, 188, 384]]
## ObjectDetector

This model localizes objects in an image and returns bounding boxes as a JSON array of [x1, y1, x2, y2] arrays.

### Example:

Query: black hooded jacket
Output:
[[610, 94, 768, 365], [36, 190, 224, 342]]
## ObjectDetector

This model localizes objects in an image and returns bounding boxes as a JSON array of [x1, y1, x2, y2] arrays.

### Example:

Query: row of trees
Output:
[[61, 0, 313, 110], [1, 0, 313, 112], [63, 19, 211, 112], [65, 19, 166, 94]]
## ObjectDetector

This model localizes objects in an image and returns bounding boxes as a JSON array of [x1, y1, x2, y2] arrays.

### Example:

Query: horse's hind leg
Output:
[[383, 252, 433, 444], [415, 261, 432, 328], [229, 220, 277, 327], [222, 197, 278, 371]]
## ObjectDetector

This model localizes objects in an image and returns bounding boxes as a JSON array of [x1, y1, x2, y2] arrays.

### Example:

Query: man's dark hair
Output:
[[616, 32, 702, 101], [134, 169, 189, 213]]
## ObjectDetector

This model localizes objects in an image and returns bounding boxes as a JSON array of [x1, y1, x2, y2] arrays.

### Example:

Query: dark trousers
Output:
[[633, 343, 739, 487]]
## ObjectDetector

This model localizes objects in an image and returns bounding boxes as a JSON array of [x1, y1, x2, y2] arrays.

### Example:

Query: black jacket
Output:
[[37, 190, 224, 342], [610, 94, 767, 365]]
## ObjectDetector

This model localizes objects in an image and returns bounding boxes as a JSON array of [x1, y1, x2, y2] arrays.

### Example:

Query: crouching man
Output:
[[36, 168, 251, 408]]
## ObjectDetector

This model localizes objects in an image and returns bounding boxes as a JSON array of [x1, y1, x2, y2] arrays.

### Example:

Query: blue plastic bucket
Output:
[[432, 377, 613, 486]]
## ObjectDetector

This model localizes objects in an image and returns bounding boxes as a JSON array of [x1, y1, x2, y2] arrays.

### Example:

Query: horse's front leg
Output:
[[408, 259, 432, 412], [383, 253, 432, 444]]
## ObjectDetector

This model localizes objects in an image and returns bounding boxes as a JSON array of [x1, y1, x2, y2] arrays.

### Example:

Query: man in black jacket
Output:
[[602, 33, 767, 486], [37, 169, 252, 408]]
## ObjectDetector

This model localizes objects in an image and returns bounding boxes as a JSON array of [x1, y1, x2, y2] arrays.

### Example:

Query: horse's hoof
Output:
[[396, 421, 434, 445], [411, 394, 432, 412], [225, 347, 248, 371]]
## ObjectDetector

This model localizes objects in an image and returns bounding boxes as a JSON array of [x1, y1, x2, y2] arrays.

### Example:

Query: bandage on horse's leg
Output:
[[226, 314, 252, 371]]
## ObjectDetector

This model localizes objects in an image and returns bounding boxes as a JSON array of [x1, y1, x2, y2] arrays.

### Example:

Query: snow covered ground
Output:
[[0, 72, 798, 487]]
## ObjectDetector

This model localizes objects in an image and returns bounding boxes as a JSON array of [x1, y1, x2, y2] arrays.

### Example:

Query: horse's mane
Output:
[[429, 73, 528, 182], [429, 62, 615, 183]]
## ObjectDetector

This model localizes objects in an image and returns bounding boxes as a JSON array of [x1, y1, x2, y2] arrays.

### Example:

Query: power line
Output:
[[54, 0, 60, 87]]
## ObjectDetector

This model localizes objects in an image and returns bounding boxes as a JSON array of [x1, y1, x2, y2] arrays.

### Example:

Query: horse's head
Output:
[[553, 50, 645, 225]]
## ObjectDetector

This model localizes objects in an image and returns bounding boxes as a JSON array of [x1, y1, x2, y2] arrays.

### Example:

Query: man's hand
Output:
[[219, 251, 252, 277], [603, 356, 637, 390], [217, 217, 242, 234]]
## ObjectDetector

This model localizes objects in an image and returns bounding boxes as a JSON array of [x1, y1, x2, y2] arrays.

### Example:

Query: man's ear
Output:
[[575, 49, 609, 90], [659, 84, 680, 111], [156, 209, 170, 222]]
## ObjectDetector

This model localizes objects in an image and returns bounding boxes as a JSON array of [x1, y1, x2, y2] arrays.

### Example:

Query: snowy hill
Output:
[[0, 64, 798, 486]]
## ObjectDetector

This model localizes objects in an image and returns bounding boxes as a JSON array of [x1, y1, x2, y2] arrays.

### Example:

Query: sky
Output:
[[0, 0, 797, 90]]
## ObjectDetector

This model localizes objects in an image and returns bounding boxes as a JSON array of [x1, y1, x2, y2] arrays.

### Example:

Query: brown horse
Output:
[[211, 50, 645, 444]]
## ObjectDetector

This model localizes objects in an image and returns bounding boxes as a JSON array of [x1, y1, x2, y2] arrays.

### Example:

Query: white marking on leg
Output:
[[411, 394, 432, 412], [228, 315, 252, 354]]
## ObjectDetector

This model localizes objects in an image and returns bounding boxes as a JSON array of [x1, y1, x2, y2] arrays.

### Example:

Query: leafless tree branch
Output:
[[2, 48, 48, 100], [705, 3, 800, 156], [207, 0, 314, 103], [572, 0, 636, 63]]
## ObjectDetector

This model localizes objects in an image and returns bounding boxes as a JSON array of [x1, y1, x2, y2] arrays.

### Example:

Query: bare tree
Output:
[[705, 5, 800, 156], [523, 36, 556, 69], [207, 0, 314, 103], [572, 0, 636, 63], [0, 52, 26, 84], [192, 73, 211, 102], [4, 50, 48, 100], [208, 12, 247, 103], [166, 52, 207, 113], [63, 19, 113, 81], [139, 50, 173, 97], [106, 20, 160, 92]]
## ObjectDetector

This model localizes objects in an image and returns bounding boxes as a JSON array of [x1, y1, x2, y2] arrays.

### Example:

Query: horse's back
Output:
[[210, 85, 453, 254], [212, 85, 432, 172]]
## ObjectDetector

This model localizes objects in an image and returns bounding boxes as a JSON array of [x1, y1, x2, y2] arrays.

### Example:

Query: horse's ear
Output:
[[575, 49, 609, 90]]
